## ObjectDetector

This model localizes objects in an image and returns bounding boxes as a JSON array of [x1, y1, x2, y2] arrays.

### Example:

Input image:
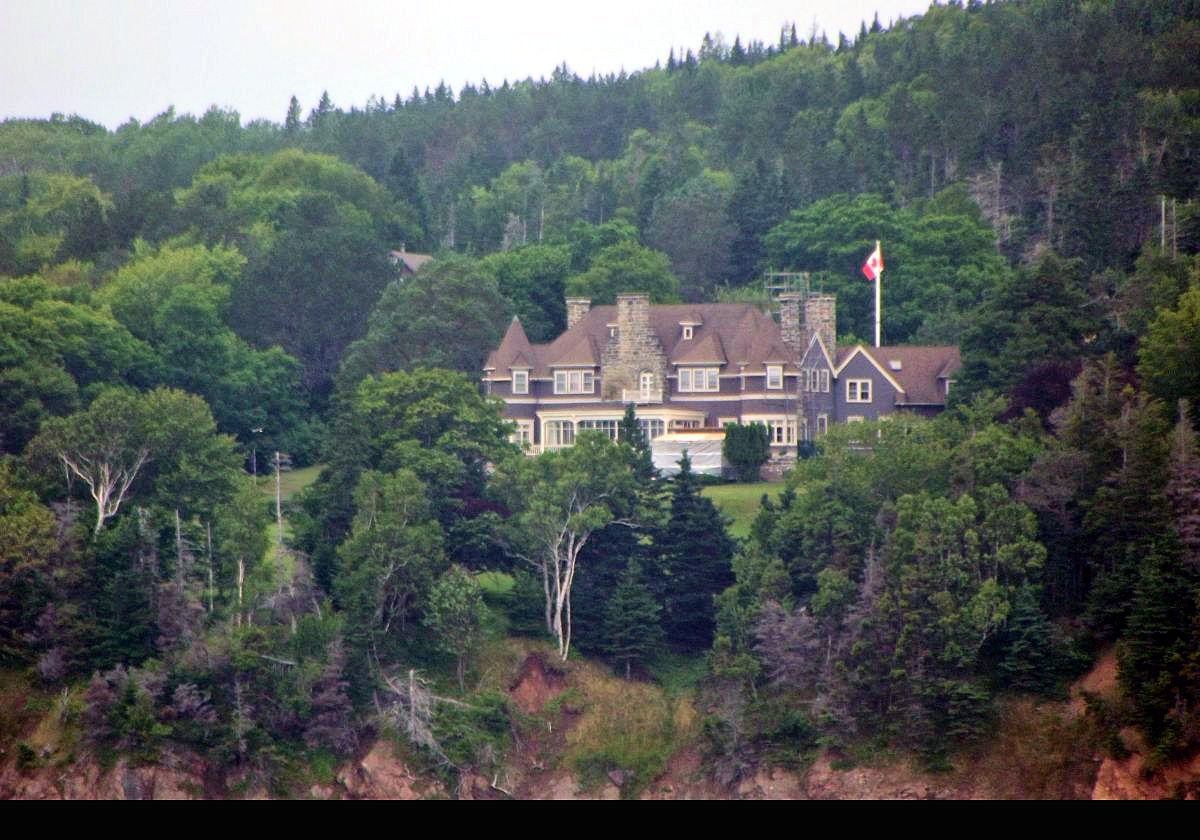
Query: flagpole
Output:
[[874, 239, 881, 348]]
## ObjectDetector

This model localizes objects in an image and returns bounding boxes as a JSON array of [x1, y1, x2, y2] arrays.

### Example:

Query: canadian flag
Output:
[[861, 243, 883, 281]]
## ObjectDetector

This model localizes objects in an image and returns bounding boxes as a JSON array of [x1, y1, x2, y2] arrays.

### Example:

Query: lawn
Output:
[[257, 463, 323, 503], [701, 481, 783, 538]]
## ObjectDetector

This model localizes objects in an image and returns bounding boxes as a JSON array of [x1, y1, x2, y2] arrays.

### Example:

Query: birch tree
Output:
[[495, 433, 638, 660], [30, 388, 154, 535]]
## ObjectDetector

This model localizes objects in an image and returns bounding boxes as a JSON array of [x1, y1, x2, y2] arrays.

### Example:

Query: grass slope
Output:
[[701, 481, 782, 538]]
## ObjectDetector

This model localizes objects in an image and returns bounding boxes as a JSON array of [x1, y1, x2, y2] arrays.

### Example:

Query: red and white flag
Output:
[[861, 243, 883, 281]]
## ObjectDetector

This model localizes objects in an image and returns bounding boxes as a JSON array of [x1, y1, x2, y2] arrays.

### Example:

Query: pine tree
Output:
[[996, 583, 1060, 694], [1168, 400, 1200, 570], [1119, 549, 1198, 755], [617, 403, 655, 481], [601, 559, 664, 679], [284, 96, 302, 135], [659, 453, 736, 651]]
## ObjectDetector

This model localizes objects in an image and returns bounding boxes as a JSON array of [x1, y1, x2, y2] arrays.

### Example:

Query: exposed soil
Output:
[[4, 650, 1198, 798], [509, 653, 566, 715]]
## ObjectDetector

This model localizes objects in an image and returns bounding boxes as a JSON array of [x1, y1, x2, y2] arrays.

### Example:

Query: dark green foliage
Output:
[[601, 559, 664, 678], [617, 403, 655, 481], [296, 368, 515, 591], [660, 454, 735, 651], [764, 189, 1010, 344], [0, 464, 58, 663], [333, 469, 445, 701], [339, 254, 512, 386], [994, 584, 1063, 695], [4, 1, 1200, 774], [480, 244, 570, 343], [1118, 551, 1200, 759], [570, 520, 643, 655], [959, 253, 1098, 398], [424, 565, 486, 689], [1138, 284, 1200, 420], [723, 422, 770, 482], [430, 690, 511, 771], [566, 240, 681, 304]]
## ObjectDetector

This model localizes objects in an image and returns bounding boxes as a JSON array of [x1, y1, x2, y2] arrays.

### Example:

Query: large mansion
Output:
[[482, 292, 960, 454]]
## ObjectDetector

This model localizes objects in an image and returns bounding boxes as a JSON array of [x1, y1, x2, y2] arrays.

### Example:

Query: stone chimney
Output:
[[600, 293, 667, 400], [804, 294, 837, 354], [778, 293, 804, 358], [616, 293, 650, 348], [566, 297, 591, 330]]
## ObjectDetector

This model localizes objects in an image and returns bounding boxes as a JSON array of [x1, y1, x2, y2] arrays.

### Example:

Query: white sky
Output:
[[2, 0, 932, 130]]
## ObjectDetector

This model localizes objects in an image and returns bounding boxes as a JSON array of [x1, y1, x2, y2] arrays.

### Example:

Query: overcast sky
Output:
[[3, 0, 933, 130]]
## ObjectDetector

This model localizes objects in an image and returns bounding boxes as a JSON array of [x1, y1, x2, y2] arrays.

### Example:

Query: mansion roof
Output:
[[485, 303, 796, 378]]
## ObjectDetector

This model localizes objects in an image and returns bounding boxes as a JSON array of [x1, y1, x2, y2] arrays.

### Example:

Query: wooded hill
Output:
[[2, 0, 1199, 796]]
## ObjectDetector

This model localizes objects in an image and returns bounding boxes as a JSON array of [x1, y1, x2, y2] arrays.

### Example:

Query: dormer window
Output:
[[608, 324, 619, 339], [512, 370, 528, 394], [554, 370, 595, 394], [678, 368, 719, 392], [682, 325, 693, 340], [766, 365, 783, 389]]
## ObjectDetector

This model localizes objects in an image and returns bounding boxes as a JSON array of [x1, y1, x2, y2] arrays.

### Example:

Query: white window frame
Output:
[[846, 379, 872, 403], [639, 371, 656, 400], [682, 325, 693, 340], [821, 369, 830, 392], [766, 417, 796, 445], [639, 418, 665, 441], [511, 419, 533, 449], [678, 367, 719, 392], [817, 414, 828, 435], [766, 365, 783, 390], [544, 419, 575, 449], [578, 418, 619, 440], [511, 370, 529, 394], [553, 369, 595, 395]]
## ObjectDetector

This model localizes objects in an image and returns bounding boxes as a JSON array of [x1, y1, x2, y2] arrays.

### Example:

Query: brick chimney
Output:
[[566, 297, 591, 330], [804, 294, 837, 354]]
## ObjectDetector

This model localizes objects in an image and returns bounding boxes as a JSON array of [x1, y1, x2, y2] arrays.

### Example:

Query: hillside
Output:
[[1, 0, 1199, 798]]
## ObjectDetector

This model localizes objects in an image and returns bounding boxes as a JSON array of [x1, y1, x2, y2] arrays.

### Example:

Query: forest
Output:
[[1, 0, 1199, 797]]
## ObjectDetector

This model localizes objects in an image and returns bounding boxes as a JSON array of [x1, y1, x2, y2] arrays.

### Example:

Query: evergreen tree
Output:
[[659, 453, 736, 651], [617, 402, 655, 481], [601, 559, 664, 679], [1119, 549, 1199, 756], [284, 96, 302, 135], [995, 583, 1061, 694], [723, 422, 770, 482]]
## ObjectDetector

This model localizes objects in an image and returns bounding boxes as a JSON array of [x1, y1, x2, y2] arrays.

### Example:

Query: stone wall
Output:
[[566, 297, 591, 329], [600, 293, 668, 400], [804, 294, 836, 355], [778, 293, 804, 357]]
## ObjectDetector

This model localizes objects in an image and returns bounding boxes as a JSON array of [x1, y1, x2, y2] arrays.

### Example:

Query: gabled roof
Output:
[[799, 332, 835, 370], [672, 330, 727, 365], [486, 302, 960, 405], [387, 250, 434, 274], [485, 302, 797, 378], [836, 345, 961, 405]]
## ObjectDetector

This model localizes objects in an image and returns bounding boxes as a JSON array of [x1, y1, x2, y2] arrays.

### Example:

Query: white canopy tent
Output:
[[651, 431, 729, 478]]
